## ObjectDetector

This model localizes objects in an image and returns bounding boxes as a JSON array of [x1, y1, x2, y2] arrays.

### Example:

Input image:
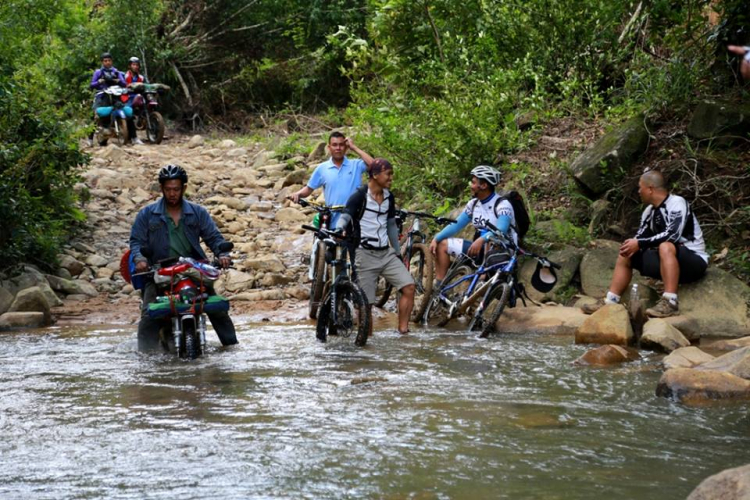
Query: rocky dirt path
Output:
[[51, 133, 333, 325]]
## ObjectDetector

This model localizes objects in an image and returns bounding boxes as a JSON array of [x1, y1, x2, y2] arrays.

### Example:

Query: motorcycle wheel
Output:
[[308, 240, 327, 320], [147, 111, 165, 144], [179, 319, 201, 360], [115, 117, 128, 146]]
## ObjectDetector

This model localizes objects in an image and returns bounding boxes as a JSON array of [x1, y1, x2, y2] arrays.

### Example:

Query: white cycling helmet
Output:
[[470, 165, 501, 186]]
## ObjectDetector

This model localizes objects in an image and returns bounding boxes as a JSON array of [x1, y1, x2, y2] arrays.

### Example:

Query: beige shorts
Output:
[[355, 247, 414, 303]]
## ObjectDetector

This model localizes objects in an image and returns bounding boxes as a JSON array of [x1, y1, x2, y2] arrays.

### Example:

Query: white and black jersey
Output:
[[635, 194, 708, 262], [345, 185, 395, 250]]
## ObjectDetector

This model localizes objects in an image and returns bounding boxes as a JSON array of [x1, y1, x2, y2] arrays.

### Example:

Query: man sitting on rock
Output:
[[582, 170, 708, 318], [129, 164, 237, 351], [727, 45, 750, 81], [289, 131, 374, 224]]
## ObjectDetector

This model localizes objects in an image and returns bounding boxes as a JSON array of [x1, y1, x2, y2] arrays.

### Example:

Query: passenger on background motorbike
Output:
[[289, 131, 374, 225], [129, 165, 238, 351], [429, 166, 517, 287], [121, 56, 146, 144]]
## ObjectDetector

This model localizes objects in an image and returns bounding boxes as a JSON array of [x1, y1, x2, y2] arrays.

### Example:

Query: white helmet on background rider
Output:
[[470, 165, 501, 187], [129, 56, 140, 65]]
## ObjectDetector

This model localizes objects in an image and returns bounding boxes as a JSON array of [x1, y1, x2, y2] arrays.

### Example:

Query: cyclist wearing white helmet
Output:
[[429, 165, 517, 283]]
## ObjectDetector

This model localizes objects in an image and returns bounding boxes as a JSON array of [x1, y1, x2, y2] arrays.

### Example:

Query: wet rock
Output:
[[187, 134, 204, 148], [575, 303, 633, 345], [661, 315, 701, 342], [219, 139, 237, 148], [58, 255, 85, 277], [495, 305, 587, 335], [663, 347, 715, 370], [687, 100, 750, 141], [695, 346, 750, 380], [579, 240, 658, 304], [205, 196, 248, 211], [0, 287, 13, 315], [640, 318, 690, 352], [274, 207, 307, 224], [232, 289, 286, 301], [8, 287, 51, 324], [0, 312, 46, 330], [574, 344, 640, 366], [242, 256, 285, 273], [656, 368, 750, 404], [286, 286, 310, 300], [85, 254, 109, 267], [679, 267, 750, 338], [686, 463, 750, 500], [711, 336, 750, 352], [570, 115, 650, 195], [519, 245, 583, 302]]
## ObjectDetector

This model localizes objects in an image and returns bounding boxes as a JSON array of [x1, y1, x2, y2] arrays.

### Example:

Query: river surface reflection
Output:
[[0, 320, 747, 499]]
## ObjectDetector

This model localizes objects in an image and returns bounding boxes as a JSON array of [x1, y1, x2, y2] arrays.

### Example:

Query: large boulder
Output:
[[46, 275, 98, 297], [575, 303, 633, 345], [492, 305, 587, 335], [679, 267, 750, 338], [8, 286, 51, 325], [0, 312, 46, 330], [695, 346, 750, 380], [663, 347, 715, 370], [686, 463, 750, 500], [579, 239, 657, 303], [574, 344, 640, 366], [640, 318, 690, 353], [0, 286, 13, 315], [518, 245, 583, 302], [656, 368, 750, 404], [687, 100, 750, 141], [661, 315, 701, 342], [570, 115, 650, 195], [710, 336, 750, 352]]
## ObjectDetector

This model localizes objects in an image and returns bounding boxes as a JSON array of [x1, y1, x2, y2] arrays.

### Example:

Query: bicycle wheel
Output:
[[308, 240, 327, 320], [373, 277, 393, 308], [316, 281, 370, 346], [479, 282, 511, 338], [407, 243, 434, 322], [423, 264, 472, 327]]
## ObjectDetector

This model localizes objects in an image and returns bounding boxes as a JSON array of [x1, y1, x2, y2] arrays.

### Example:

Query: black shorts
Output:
[[630, 245, 707, 284]]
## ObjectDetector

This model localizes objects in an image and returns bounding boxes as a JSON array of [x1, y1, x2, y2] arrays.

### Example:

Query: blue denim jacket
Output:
[[129, 198, 228, 264]]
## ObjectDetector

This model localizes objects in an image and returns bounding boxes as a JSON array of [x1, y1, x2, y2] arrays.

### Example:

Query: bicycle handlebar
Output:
[[396, 208, 456, 225], [292, 198, 346, 213], [483, 221, 561, 269]]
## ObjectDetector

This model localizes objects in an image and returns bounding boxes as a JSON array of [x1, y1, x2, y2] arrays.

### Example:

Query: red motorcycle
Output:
[[127, 82, 169, 144]]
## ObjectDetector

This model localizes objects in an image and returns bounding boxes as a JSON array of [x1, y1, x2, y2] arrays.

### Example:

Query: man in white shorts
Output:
[[429, 165, 517, 285], [337, 159, 415, 335]]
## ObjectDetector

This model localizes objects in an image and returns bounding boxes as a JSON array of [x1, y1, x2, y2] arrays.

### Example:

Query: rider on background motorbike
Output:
[[129, 165, 238, 351], [120, 56, 147, 145]]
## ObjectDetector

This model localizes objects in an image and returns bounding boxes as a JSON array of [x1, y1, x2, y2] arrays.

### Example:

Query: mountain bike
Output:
[[423, 221, 559, 337], [293, 198, 346, 319], [374, 210, 455, 322], [302, 224, 371, 347]]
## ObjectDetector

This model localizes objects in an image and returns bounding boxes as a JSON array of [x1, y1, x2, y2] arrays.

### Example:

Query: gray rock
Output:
[[37, 281, 63, 308], [72, 242, 96, 254], [588, 199, 611, 236], [579, 239, 657, 303], [687, 100, 750, 141], [85, 254, 109, 267], [55, 268, 73, 280], [281, 169, 308, 188], [640, 318, 690, 353], [187, 134, 204, 148], [225, 147, 248, 158], [575, 303, 634, 345], [661, 315, 701, 342], [695, 346, 750, 380], [274, 207, 307, 224], [308, 141, 327, 162], [686, 463, 750, 500], [252, 150, 277, 168], [8, 287, 51, 324], [219, 139, 237, 148], [58, 254, 85, 276], [242, 256, 286, 273], [46, 275, 98, 297], [679, 267, 750, 338], [570, 115, 650, 195], [663, 347, 715, 370], [205, 196, 248, 211], [519, 245, 583, 302], [0, 312, 46, 330], [711, 336, 750, 352], [0, 287, 13, 315]]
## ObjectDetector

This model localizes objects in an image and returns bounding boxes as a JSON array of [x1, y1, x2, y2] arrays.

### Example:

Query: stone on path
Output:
[[663, 347, 715, 370], [205, 196, 248, 211], [493, 305, 587, 335], [574, 344, 640, 366], [285, 286, 310, 300], [686, 463, 750, 500], [242, 255, 286, 273], [222, 270, 255, 293], [8, 287, 51, 325], [656, 368, 750, 404], [575, 303, 633, 346], [225, 147, 248, 158], [0, 312, 46, 330], [219, 139, 237, 148], [187, 135, 204, 148], [58, 255, 85, 277], [640, 318, 690, 353], [231, 289, 287, 301], [85, 254, 109, 267], [570, 115, 650, 195], [274, 207, 307, 224], [46, 276, 99, 297]]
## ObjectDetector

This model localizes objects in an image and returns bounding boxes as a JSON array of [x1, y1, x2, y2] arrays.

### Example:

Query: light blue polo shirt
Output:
[[308, 156, 367, 224]]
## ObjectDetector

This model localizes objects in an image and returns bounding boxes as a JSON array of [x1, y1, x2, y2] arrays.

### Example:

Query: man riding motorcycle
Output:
[[129, 165, 238, 351], [120, 56, 147, 145]]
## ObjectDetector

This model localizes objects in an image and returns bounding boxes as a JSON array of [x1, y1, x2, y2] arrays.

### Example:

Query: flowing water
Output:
[[0, 320, 747, 499]]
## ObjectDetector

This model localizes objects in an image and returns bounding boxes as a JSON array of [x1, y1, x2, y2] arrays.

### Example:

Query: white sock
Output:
[[605, 291, 621, 304], [663, 292, 678, 305]]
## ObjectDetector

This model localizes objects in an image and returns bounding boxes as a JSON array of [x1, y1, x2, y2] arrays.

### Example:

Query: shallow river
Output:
[[0, 320, 747, 499]]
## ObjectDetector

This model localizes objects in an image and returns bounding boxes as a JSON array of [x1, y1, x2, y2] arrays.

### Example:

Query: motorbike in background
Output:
[[93, 86, 131, 146], [128, 82, 169, 144]]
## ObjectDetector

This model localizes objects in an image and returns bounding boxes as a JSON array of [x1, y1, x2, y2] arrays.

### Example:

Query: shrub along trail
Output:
[[51, 133, 340, 325]]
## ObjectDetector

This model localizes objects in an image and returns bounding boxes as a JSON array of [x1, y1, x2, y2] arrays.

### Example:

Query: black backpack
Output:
[[470, 190, 530, 241]]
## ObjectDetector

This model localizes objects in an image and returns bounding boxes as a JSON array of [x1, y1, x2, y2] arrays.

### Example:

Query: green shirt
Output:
[[167, 215, 192, 258]]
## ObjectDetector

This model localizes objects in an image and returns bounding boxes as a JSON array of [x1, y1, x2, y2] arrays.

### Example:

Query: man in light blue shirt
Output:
[[290, 131, 374, 224]]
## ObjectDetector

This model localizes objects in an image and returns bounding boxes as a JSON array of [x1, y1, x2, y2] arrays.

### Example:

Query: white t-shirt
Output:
[[465, 193, 518, 245]]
